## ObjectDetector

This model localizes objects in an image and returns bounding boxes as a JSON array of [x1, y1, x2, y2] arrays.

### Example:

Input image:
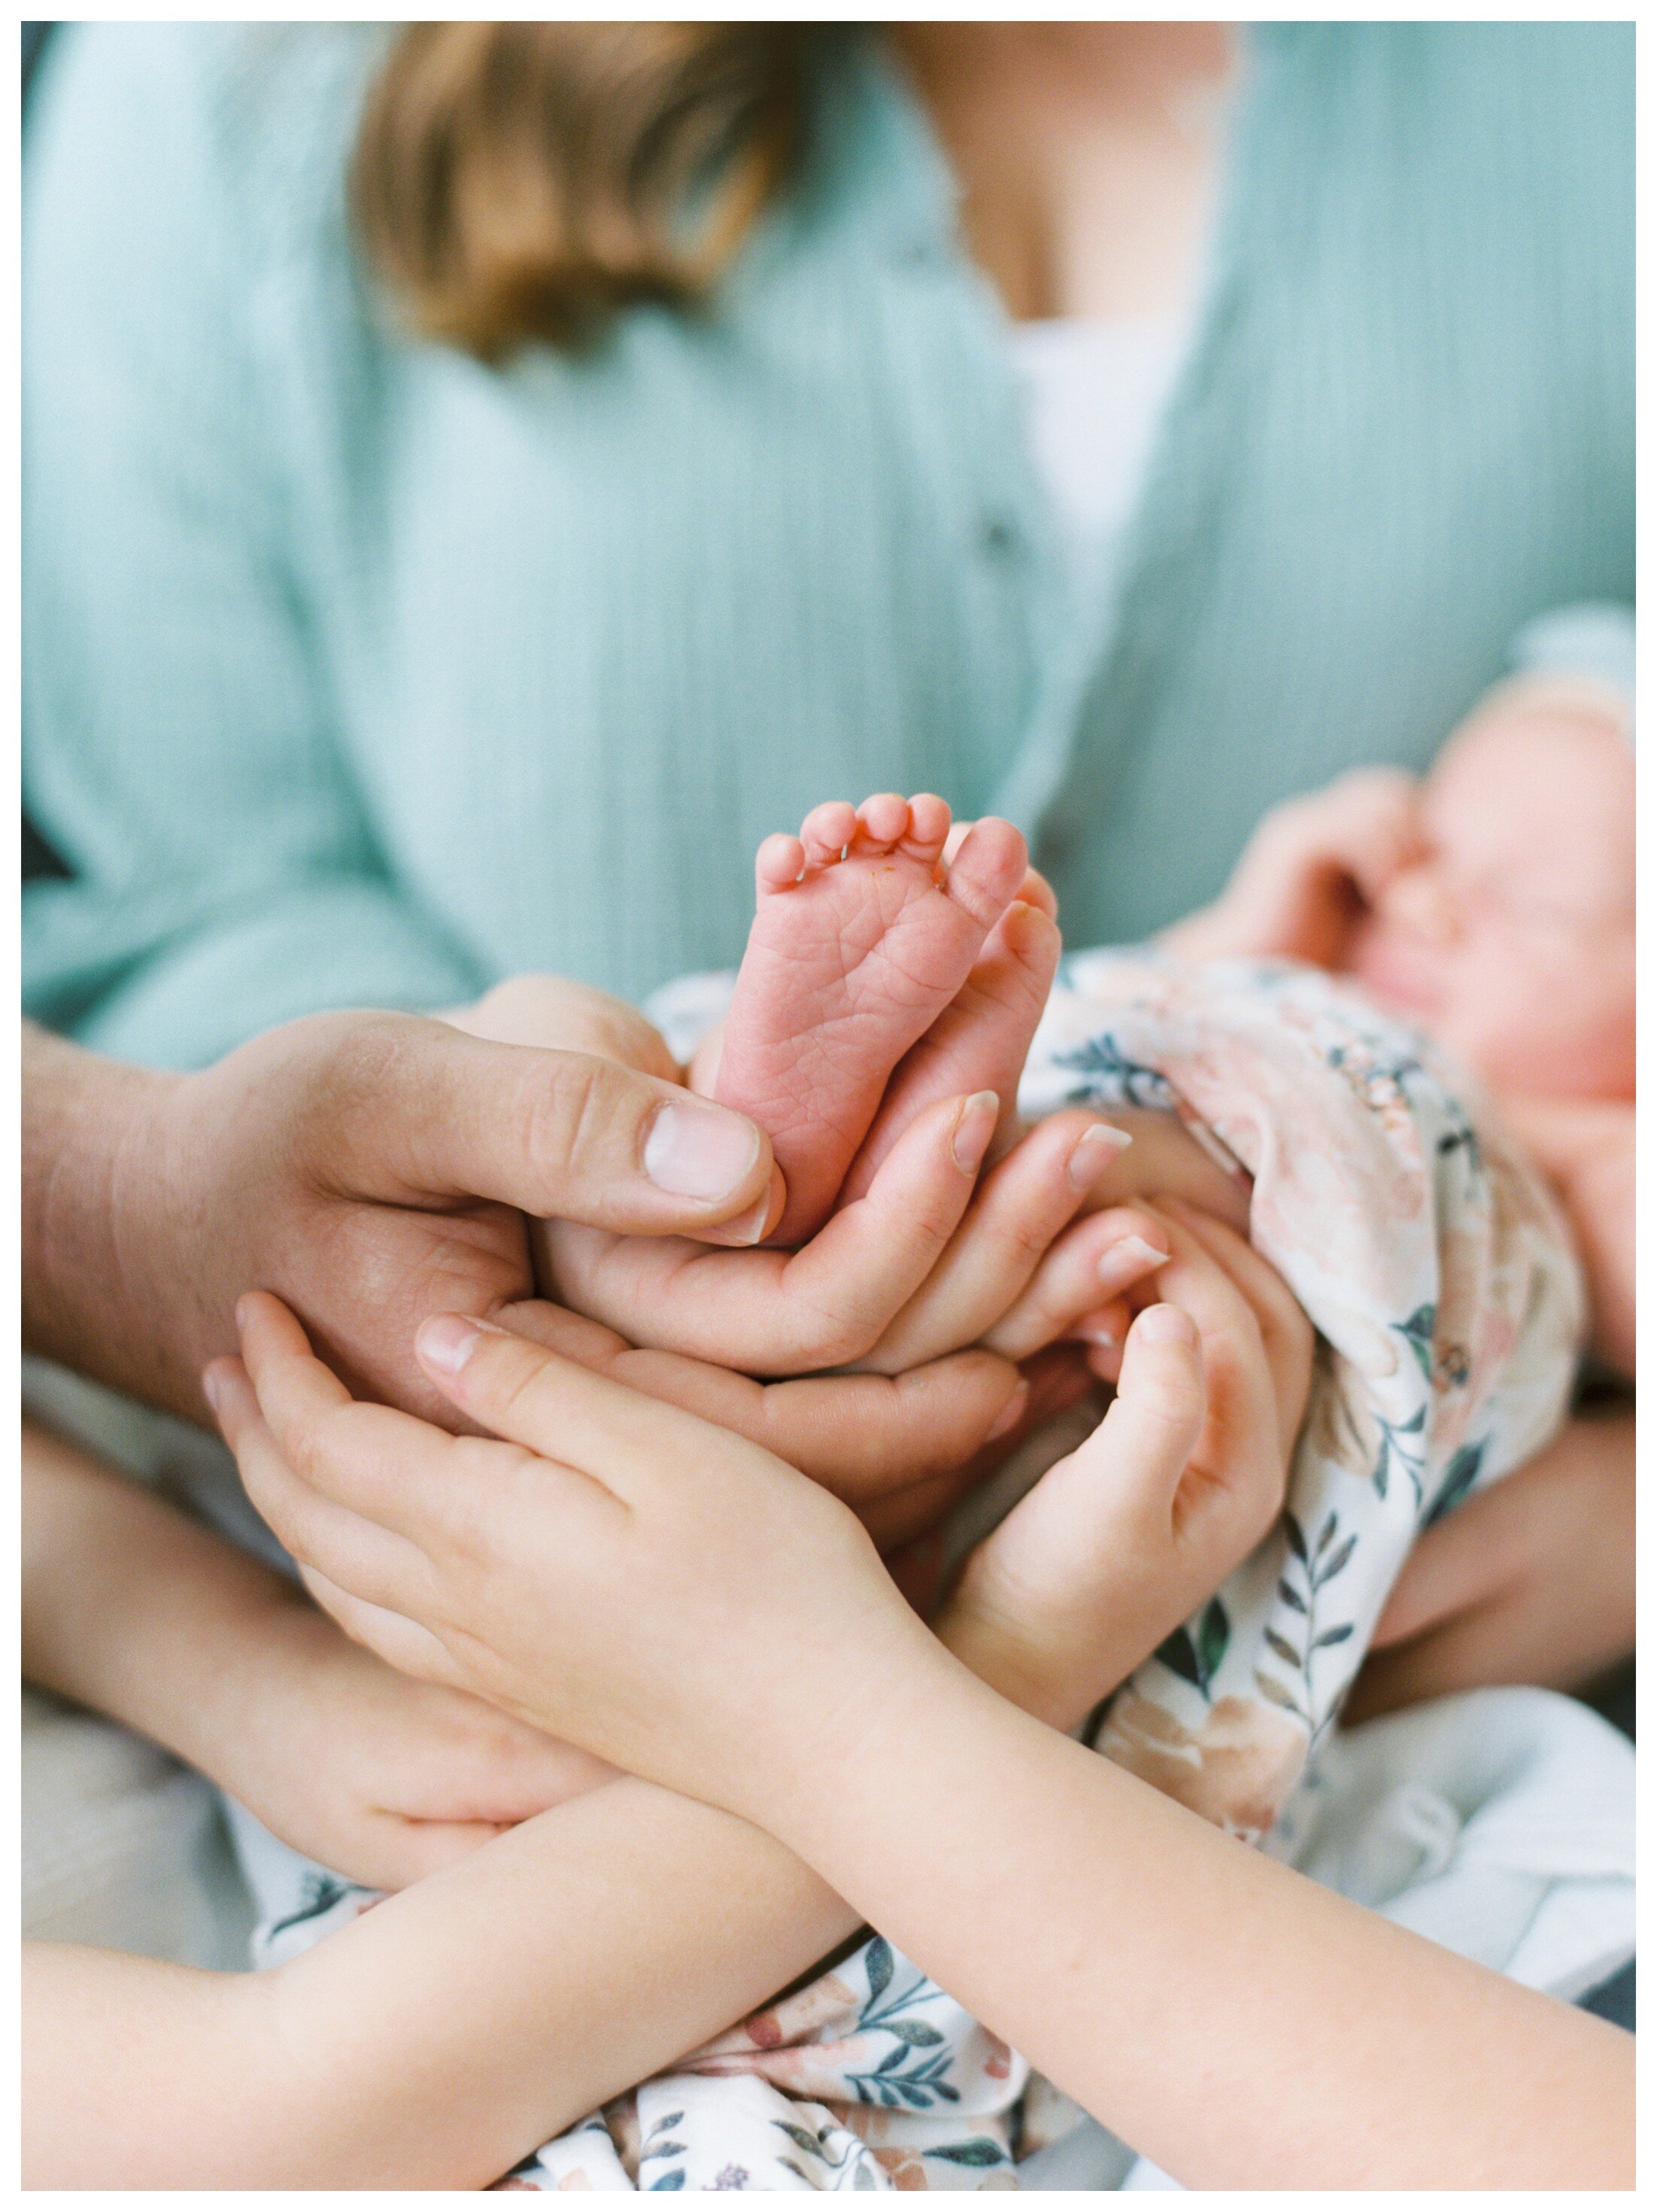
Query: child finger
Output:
[[234, 1295, 520, 1547], [1153, 1199, 1315, 1447], [970, 1305, 1205, 1609], [208, 1358, 439, 1621], [414, 1310, 763, 1505], [305, 1563, 465, 1682], [1083, 1303, 1208, 1525]]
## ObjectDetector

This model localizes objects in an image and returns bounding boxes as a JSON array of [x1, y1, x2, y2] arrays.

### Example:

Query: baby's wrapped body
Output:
[[235, 952, 1622, 2191]]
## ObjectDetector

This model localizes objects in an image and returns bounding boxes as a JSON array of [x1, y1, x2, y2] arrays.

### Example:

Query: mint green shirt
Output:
[[23, 23, 1632, 1067]]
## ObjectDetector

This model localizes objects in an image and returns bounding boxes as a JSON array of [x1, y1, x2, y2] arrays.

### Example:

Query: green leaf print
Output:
[[1197, 1596, 1230, 1685], [931, 2141, 1009, 2167], [863, 1936, 893, 2003], [1154, 1624, 1203, 1691]]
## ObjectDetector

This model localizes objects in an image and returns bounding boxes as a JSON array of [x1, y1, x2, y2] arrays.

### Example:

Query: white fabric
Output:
[[1122, 1685, 1635, 2189], [22, 1687, 253, 1970], [1009, 311, 1191, 591]]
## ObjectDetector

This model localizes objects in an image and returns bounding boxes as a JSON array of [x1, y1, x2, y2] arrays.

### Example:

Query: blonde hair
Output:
[[351, 22, 816, 360]]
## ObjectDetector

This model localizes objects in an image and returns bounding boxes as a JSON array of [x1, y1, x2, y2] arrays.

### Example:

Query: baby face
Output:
[[1346, 702, 1634, 1100]]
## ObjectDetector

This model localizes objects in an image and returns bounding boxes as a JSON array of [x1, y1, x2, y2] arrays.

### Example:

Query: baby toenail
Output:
[[1067, 1121, 1133, 1189]]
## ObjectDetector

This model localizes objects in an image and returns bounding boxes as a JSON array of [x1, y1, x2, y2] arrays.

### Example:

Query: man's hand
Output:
[[23, 1011, 779, 1425]]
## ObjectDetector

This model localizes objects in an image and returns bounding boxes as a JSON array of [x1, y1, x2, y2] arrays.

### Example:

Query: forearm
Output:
[[768, 1654, 1631, 2190], [21, 1023, 196, 1411], [26, 1784, 857, 2189], [23, 1424, 303, 1773]]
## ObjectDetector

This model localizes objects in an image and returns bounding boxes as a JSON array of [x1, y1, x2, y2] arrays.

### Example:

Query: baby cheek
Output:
[[1446, 929, 1631, 1097]]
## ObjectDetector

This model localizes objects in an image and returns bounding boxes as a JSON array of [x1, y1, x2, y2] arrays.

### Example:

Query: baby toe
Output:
[[944, 816, 1029, 928], [756, 832, 806, 895], [800, 801, 858, 868], [854, 792, 911, 855], [900, 792, 951, 865]]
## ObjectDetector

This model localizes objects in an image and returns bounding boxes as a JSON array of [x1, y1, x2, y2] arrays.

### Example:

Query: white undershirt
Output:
[[1009, 311, 1191, 601]]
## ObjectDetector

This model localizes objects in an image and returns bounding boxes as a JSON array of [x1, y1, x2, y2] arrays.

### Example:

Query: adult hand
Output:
[[542, 1101, 1179, 1378], [23, 1008, 779, 1426], [1346, 1407, 1635, 1721]]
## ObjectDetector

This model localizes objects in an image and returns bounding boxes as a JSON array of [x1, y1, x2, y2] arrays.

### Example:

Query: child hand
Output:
[[1166, 767, 1423, 968], [938, 1199, 1313, 1729], [206, 1594, 614, 1891], [208, 1216, 1309, 1823]]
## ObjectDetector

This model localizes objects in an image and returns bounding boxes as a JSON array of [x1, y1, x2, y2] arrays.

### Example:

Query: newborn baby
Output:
[[1167, 670, 1634, 1374]]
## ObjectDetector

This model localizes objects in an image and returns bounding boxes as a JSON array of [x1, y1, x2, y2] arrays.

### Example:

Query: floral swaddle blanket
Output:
[[237, 952, 1586, 2189]]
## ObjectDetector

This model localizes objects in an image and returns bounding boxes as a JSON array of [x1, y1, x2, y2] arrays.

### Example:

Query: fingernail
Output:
[[732, 1165, 785, 1245], [952, 1091, 1000, 1174], [417, 1312, 485, 1375], [1096, 1234, 1170, 1293], [1073, 1314, 1119, 1349], [1135, 1302, 1197, 1346], [643, 1098, 763, 1202], [986, 1381, 1029, 1441], [1067, 1121, 1133, 1189]]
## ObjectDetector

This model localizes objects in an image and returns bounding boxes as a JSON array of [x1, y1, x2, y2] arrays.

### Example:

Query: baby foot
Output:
[[712, 794, 1029, 1244], [836, 853, 1062, 1208]]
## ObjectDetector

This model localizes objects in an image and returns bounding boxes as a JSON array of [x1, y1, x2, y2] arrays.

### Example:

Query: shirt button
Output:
[[978, 512, 1023, 558]]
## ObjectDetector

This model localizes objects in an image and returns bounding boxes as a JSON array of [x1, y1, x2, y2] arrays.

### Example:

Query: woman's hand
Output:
[[1346, 1406, 1635, 1721]]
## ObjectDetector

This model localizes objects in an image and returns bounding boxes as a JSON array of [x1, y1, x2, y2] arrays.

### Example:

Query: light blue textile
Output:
[[23, 23, 1632, 1065]]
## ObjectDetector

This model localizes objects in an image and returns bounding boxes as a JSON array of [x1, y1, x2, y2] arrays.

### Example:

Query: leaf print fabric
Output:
[[235, 951, 1586, 2189]]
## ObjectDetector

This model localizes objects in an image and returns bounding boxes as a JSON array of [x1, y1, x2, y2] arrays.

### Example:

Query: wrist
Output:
[[741, 1622, 982, 1858], [23, 1029, 197, 1411]]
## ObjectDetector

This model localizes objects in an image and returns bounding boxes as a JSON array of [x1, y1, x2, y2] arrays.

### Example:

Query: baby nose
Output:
[[1377, 865, 1459, 946]]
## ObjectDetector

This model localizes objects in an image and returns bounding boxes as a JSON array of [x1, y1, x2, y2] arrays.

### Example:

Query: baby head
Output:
[[1346, 679, 1634, 1101]]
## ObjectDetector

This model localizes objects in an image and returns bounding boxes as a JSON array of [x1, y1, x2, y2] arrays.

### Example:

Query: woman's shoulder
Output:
[[29, 22, 385, 266]]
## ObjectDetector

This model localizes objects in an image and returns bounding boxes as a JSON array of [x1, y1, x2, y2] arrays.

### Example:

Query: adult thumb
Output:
[[351, 1019, 783, 1241]]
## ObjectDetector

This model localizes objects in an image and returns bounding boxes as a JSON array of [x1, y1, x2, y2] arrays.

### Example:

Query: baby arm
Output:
[[1164, 766, 1423, 968], [23, 1423, 608, 1891]]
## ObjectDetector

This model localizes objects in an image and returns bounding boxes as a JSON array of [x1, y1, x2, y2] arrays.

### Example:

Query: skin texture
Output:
[[25, 1228, 1303, 2189]]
